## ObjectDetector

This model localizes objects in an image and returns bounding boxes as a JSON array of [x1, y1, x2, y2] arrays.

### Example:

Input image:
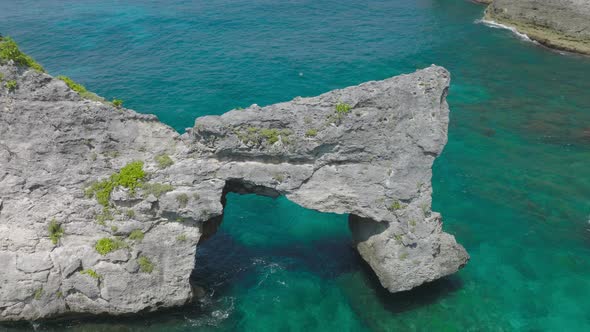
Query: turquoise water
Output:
[[2, 0, 590, 330]]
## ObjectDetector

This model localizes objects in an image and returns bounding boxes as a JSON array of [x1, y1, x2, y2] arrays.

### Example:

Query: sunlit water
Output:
[[1, 0, 590, 331]]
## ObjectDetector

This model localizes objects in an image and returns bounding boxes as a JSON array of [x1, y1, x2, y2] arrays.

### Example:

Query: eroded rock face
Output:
[[0, 61, 468, 321], [483, 0, 590, 55]]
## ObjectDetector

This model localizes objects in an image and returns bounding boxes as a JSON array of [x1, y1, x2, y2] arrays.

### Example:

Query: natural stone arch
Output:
[[172, 65, 468, 292], [0, 59, 467, 321], [197, 175, 467, 294]]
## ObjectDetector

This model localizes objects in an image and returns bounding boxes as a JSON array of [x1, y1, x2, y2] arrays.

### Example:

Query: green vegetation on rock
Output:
[[33, 288, 44, 300], [80, 269, 101, 279], [95, 207, 114, 225], [125, 209, 135, 218], [128, 229, 144, 242], [48, 218, 64, 245], [4, 80, 16, 90], [155, 154, 174, 169], [138, 256, 154, 273], [112, 99, 123, 108], [327, 102, 353, 125], [335, 102, 352, 114], [0, 36, 45, 72], [237, 126, 292, 145], [57, 75, 105, 102], [95, 237, 127, 255], [272, 174, 285, 182], [260, 128, 282, 144], [57, 75, 87, 94], [176, 193, 189, 208], [305, 128, 318, 137], [388, 200, 403, 211], [176, 234, 187, 242], [85, 161, 146, 207], [140, 182, 174, 198]]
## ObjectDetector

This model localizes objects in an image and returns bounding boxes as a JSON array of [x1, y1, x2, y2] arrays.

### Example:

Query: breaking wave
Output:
[[476, 18, 537, 44]]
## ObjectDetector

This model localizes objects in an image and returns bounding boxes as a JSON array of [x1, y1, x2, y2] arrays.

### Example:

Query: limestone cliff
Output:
[[0, 40, 468, 321], [480, 0, 590, 55]]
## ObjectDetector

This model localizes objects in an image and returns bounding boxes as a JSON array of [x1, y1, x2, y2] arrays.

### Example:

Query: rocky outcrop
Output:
[[482, 0, 590, 55], [0, 48, 468, 320]]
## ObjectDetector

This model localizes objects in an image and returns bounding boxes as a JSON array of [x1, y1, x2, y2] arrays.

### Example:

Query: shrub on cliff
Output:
[[140, 182, 174, 198], [112, 99, 124, 108], [138, 256, 154, 273], [57, 75, 87, 94], [176, 193, 189, 208], [57, 75, 105, 102], [80, 269, 101, 279], [4, 80, 16, 91], [305, 129, 318, 137], [48, 218, 64, 245], [0, 37, 45, 72], [155, 154, 174, 169], [95, 237, 127, 255], [335, 102, 352, 114], [128, 229, 144, 242], [85, 161, 146, 207]]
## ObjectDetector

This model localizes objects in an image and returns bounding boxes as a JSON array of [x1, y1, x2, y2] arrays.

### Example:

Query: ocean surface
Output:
[[1, 0, 590, 331]]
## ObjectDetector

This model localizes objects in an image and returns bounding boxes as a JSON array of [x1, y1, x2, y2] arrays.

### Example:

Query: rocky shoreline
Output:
[[0, 38, 468, 321], [477, 0, 590, 55]]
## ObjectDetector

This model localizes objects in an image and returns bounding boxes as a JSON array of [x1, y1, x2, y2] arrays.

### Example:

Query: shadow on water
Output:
[[191, 227, 361, 295]]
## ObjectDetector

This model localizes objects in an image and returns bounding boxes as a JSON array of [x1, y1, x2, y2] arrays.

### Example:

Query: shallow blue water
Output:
[[2, 0, 590, 331]]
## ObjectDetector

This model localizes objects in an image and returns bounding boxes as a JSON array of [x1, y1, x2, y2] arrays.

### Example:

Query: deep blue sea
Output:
[[2, 0, 590, 331]]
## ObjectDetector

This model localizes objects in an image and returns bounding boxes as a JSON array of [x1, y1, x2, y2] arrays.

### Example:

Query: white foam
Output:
[[476, 18, 538, 44]]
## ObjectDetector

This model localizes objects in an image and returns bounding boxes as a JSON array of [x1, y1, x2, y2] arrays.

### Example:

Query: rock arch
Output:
[[0, 62, 467, 321]]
